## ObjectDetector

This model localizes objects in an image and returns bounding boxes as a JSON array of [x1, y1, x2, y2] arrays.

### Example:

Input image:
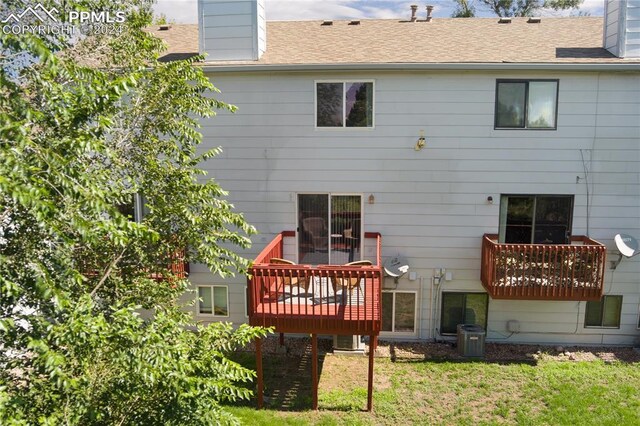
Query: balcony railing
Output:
[[247, 231, 382, 335], [81, 249, 189, 282], [481, 234, 606, 301], [149, 249, 189, 281]]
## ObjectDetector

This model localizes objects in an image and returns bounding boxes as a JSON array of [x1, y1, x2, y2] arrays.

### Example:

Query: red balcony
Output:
[[481, 234, 607, 301], [247, 231, 382, 335], [81, 249, 188, 282], [149, 249, 189, 281]]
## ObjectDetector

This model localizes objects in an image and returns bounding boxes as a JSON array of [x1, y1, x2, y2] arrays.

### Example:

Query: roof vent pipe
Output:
[[410, 5, 418, 22], [426, 5, 434, 22]]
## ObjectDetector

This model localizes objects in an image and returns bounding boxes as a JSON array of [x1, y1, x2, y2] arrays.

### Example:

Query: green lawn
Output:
[[228, 352, 640, 425]]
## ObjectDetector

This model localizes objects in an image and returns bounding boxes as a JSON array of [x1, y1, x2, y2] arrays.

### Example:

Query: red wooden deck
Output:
[[247, 231, 383, 411], [248, 232, 382, 335], [251, 275, 381, 335]]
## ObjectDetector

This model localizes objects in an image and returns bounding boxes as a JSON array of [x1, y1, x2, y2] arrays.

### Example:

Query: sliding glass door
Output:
[[297, 194, 362, 265]]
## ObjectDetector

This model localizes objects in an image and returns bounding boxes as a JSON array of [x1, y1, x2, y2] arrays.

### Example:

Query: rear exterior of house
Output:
[[161, 0, 640, 347]]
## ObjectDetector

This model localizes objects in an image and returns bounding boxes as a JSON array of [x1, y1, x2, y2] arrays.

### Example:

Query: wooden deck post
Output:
[[367, 334, 377, 412], [256, 337, 263, 409], [311, 333, 318, 410]]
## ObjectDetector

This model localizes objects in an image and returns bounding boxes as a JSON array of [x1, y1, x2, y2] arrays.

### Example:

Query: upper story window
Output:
[[499, 195, 573, 244], [495, 80, 558, 129], [316, 81, 374, 128]]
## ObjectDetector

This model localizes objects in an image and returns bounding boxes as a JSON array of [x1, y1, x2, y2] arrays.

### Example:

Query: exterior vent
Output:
[[527, 17, 541, 23], [321, 20, 333, 26], [349, 20, 361, 25], [410, 4, 418, 22], [498, 17, 512, 24], [158, 25, 171, 31]]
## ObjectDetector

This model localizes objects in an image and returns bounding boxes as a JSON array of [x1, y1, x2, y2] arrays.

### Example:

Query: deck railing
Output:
[[248, 231, 382, 335], [150, 249, 189, 281], [481, 234, 606, 301], [80, 249, 189, 282]]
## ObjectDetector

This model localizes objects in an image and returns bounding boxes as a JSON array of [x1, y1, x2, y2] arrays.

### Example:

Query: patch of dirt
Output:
[[243, 335, 640, 363], [372, 340, 640, 363]]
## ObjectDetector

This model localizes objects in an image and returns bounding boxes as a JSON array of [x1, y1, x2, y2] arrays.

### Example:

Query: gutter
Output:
[[200, 62, 640, 73]]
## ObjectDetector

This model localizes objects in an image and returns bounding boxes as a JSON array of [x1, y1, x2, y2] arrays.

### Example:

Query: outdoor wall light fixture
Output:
[[368, 194, 375, 204], [415, 130, 426, 151]]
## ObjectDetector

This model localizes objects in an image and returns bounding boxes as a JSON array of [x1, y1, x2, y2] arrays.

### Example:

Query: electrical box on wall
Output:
[[506, 320, 520, 333]]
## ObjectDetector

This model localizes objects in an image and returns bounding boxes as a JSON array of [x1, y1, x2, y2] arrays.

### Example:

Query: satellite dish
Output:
[[384, 256, 409, 283], [615, 234, 639, 258]]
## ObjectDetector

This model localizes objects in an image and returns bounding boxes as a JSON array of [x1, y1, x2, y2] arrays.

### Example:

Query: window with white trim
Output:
[[381, 291, 417, 333], [316, 81, 373, 128], [495, 80, 558, 129], [440, 292, 488, 335], [197, 285, 229, 317], [585, 295, 622, 328], [244, 285, 249, 318]]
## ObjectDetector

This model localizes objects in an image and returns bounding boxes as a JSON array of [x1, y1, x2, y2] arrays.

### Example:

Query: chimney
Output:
[[603, 0, 640, 58], [410, 5, 418, 22], [198, 0, 266, 61], [426, 5, 434, 22]]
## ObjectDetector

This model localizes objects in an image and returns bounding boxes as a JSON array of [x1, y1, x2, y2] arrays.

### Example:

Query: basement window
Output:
[[495, 80, 558, 129], [381, 291, 417, 334], [316, 81, 374, 128], [440, 292, 488, 335], [585, 295, 622, 328], [197, 285, 229, 317]]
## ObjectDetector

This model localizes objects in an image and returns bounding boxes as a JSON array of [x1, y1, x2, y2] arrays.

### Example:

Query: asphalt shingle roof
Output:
[[149, 17, 640, 66]]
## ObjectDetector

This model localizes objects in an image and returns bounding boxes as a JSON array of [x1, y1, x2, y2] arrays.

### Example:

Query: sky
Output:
[[153, 0, 605, 24]]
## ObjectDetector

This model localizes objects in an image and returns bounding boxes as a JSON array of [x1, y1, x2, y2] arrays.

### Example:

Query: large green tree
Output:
[[452, 0, 583, 17], [0, 1, 268, 424]]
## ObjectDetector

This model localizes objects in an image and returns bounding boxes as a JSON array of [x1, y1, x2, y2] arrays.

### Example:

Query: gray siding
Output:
[[190, 70, 640, 346]]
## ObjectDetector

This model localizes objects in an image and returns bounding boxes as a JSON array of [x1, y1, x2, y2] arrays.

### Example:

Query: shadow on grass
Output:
[[230, 351, 328, 412]]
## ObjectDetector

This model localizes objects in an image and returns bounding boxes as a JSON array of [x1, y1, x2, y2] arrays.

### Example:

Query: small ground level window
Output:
[[197, 285, 229, 317], [382, 291, 417, 333], [585, 295, 622, 328], [440, 292, 488, 335]]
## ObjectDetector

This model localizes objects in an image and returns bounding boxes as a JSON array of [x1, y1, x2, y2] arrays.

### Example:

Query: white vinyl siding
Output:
[[192, 70, 640, 345]]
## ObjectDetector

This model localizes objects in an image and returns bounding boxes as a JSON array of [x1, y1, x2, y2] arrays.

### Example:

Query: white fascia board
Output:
[[200, 62, 640, 73]]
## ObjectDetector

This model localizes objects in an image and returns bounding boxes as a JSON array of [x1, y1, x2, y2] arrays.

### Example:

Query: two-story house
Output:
[[153, 0, 639, 354]]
